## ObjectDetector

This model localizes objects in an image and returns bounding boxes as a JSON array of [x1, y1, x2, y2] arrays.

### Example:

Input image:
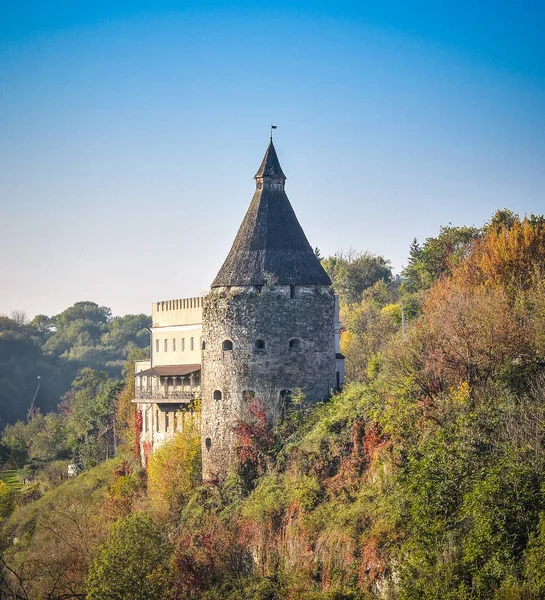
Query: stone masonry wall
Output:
[[201, 284, 336, 481]]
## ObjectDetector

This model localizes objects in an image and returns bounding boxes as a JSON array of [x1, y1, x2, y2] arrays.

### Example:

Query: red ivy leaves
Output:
[[142, 440, 152, 468], [134, 409, 143, 460], [234, 398, 274, 476]]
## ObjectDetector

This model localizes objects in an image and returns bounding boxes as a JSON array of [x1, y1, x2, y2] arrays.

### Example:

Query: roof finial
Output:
[[270, 123, 277, 140]]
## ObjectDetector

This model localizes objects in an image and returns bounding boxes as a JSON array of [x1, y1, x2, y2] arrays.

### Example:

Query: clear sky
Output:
[[1, 1, 544, 318]]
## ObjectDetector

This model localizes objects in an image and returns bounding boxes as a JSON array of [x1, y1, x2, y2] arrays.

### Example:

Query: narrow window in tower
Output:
[[289, 338, 301, 350], [213, 390, 222, 401], [164, 339, 168, 352], [181, 338, 185, 352], [165, 412, 169, 431], [173, 338, 176, 352], [202, 340, 206, 350], [205, 437, 212, 451], [256, 285, 262, 295], [290, 284, 295, 298], [156, 339, 159, 353], [255, 339, 265, 351], [190, 337, 194, 351], [222, 340, 233, 351]]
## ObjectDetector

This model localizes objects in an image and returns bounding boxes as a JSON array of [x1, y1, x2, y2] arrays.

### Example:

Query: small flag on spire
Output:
[[270, 124, 277, 139]]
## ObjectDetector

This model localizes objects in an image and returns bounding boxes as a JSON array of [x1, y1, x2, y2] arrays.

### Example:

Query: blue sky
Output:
[[1, 1, 544, 317]]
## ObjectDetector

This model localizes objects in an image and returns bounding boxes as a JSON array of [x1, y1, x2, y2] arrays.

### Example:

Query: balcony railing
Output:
[[134, 389, 199, 402]]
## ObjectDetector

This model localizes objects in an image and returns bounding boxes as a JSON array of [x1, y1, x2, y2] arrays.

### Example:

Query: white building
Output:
[[133, 297, 203, 461]]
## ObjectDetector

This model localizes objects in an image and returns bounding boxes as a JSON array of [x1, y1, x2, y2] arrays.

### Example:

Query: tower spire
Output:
[[211, 139, 330, 288], [254, 137, 286, 182]]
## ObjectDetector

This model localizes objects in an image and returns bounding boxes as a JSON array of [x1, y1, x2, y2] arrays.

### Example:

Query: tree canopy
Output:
[[0, 302, 150, 429], [322, 250, 392, 304]]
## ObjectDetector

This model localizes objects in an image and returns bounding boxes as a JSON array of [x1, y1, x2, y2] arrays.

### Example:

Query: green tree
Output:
[[62, 368, 123, 466], [402, 224, 480, 292], [43, 301, 111, 358], [101, 314, 151, 355], [86, 514, 172, 600], [28, 314, 55, 341], [322, 250, 392, 304]]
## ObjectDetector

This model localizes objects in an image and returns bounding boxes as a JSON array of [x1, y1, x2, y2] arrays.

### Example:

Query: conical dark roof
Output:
[[211, 141, 331, 288], [254, 139, 286, 180]]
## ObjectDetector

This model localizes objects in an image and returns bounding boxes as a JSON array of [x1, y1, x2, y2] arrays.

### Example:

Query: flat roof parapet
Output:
[[152, 296, 204, 327], [155, 297, 203, 312]]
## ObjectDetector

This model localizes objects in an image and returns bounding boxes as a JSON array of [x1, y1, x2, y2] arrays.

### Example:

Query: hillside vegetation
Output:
[[1, 209, 545, 599], [0, 302, 150, 429]]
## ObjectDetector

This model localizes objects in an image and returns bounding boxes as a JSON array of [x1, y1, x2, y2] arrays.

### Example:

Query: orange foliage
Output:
[[420, 280, 528, 389], [387, 215, 545, 400], [359, 533, 386, 585], [455, 217, 545, 295], [234, 398, 274, 480]]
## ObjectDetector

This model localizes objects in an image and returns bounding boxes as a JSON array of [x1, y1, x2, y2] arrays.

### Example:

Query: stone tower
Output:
[[201, 139, 336, 482]]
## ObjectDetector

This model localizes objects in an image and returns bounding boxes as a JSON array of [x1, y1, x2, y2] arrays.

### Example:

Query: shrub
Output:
[[147, 412, 201, 515], [86, 513, 172, 600], [0, 480, 14, 518]]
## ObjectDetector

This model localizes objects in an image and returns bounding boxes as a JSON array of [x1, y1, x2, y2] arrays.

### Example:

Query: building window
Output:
[[290, 284, 296, 299], [181, 338, 185, 351], [156, 339, 159, 353], [205, 437, 212, 451], [202, 340, 206, 350], [156, 410, 160, 432], [173, 338, 176, 352], [213, 390, 222, 401], [190, 337, 194, 351], [255, 339, 265, 350], [222, 340, 233, 351], [164, 339, 168, 352], [289, 338, 301, 350], [165, 412, 169, 431]]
